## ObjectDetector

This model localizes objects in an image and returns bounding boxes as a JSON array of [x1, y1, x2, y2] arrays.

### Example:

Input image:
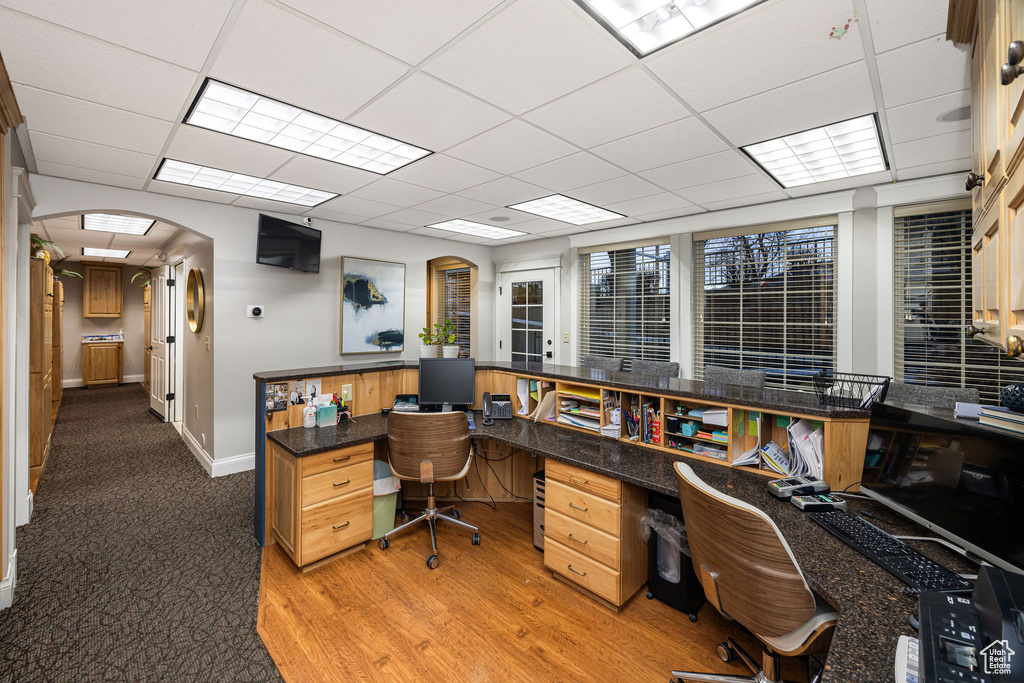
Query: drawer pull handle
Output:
[[568, 502, 588, 512], [569, 476, 589, 485], [333, 521, 350, 530], [568, 534, 587, 545], [332, 456, 351, 463], [333, 479, 351, 487], [567, 564, 587, 577]]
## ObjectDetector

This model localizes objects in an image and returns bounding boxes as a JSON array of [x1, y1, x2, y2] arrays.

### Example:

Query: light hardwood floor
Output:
[[258, 502, 807, 682]]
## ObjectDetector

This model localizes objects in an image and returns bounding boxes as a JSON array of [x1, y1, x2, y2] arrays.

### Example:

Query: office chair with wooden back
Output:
[[379, 411, 480, 569], [672, 462, 838, 683]]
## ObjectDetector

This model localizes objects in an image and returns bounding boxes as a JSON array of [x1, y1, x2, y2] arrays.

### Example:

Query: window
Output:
[[578, 243, 671, 364], [693, 223, 836, 391], [894, 207, 1024, 403], [434, 264, 471, 356]]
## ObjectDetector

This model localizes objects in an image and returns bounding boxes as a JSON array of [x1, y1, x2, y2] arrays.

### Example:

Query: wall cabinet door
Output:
[[1003, 0, 1024, 169], [83, 264, 123, 318], [983, 0, 1006, 210], [1007, 184, 1024, 351], [83, 343, 123, 387]]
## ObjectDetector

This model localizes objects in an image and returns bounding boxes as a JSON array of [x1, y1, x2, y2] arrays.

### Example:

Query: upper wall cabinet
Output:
[[83, 263, 123, 318], [952, 0, 1024, 358]]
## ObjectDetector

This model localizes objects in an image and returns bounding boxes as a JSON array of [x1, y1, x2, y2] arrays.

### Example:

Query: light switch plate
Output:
[[341, 384, 352, 402], [562, 332, 570, 343]]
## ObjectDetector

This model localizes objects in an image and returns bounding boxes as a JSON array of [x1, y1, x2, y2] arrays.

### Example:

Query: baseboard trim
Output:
[[181, 427, 254, 477], [64, 374, 144, 389], [0, 550, 16, 610]]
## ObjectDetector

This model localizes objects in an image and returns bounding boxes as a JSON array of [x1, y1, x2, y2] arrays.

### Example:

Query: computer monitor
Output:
[[860, 403, 1024, 573], [418, 358, 475, 412]]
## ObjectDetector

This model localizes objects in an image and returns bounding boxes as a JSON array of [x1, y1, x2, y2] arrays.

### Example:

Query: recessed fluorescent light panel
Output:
[[742, 114, 888, 188], [508, 194, 624, 225], [81, 214, 155, 236], [574, 0, 767, 56], [184, 79, 431, 174], [154, 159, 337, 207], [82, 247, 131, 259], [426, 220, 526, 240]]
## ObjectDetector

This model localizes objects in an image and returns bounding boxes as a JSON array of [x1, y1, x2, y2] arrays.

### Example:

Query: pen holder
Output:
[[316, 404, 338, 428], [336, 408, 350, 424]]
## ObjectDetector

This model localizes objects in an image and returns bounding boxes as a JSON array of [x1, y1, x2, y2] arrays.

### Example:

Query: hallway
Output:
[[0, 385, 279, 681]]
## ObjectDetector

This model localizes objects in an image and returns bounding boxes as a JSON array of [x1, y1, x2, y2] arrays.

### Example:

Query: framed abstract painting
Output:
[[340, 257, 406, 354]]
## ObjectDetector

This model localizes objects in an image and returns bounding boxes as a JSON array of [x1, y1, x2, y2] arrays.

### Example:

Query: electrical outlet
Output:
[[341, 384, 352, 402], [562, 332, 569, 343], [204, 336, 210, 350]]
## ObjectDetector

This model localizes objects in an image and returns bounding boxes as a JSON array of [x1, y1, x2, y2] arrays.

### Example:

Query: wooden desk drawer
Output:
[[301, 443, 374, 477], [547, 460, 621, 504], [301, 487, 372, 565], [546, 479, 620, 537], [545, 508, 620, 570], [302, 459, 373, 508], [545, 538, 620, 605]]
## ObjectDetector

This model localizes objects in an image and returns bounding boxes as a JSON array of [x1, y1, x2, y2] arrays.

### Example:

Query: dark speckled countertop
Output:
[[267, 412, 968, 682]]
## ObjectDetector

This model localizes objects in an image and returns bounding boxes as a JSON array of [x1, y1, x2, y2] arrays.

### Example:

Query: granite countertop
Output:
[[255, 360, 867, 419], [267, 412, 963, 682]]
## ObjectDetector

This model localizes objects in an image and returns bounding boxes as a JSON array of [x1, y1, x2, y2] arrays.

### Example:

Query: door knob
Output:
[[966, 172, 985, 191], [966, 324, 987, 338], [1008, 335, 1023, 358]]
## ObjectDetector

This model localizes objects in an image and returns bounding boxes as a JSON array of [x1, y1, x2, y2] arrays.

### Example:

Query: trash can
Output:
[[372, 460, 401, 540], [641, 490, 705, 622]]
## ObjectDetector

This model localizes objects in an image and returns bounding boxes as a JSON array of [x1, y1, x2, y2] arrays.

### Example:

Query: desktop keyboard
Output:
[[809, 511, 973, 593]]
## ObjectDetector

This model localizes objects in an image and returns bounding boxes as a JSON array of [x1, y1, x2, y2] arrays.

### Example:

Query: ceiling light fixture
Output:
[[81, 214, 155, 235], [573, 0, 767, 57], [741, 114, 889, 188], [83, 247, 131, 259], [507, 194, 624, 225], [184, 79, 432, 174], [425, 219, 526, 240], [154, 159, 338, 207]]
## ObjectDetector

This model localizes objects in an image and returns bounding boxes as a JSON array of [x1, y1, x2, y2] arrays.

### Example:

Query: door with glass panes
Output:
[[499, 269, 555, 364]]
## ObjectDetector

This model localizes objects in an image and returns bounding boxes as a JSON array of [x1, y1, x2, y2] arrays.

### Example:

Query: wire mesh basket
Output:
[[812, 371, 891, 409]]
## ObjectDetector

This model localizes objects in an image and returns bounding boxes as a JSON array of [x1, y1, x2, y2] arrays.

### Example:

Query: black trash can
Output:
[[645, 490, 705, 622]]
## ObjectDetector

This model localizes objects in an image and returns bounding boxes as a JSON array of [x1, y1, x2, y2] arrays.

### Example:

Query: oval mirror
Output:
[[186, 268, 204, 333]]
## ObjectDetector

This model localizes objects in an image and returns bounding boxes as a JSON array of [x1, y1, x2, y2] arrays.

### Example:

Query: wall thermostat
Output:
[[247, 305, 265, 318]]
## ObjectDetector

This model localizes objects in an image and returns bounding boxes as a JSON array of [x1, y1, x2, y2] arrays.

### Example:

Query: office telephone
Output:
[[482, 392, 513, 426]]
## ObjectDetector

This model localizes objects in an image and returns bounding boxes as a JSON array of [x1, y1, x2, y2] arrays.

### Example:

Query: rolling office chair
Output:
[[703, 365, 766, 390], [883, 381, 979, 409], [629, 359, 680, 378], [581, 354, 625, 372], [671, 462, 838, 683], [379, 411, 480, 569]]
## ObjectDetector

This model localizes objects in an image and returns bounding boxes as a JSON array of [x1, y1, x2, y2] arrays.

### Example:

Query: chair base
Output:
[[381, 486, 479, 567], [672, 638, 801, 683]]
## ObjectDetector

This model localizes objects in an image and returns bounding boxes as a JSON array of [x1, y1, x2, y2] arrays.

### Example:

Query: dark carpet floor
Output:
[[0, 384, 282, 682]]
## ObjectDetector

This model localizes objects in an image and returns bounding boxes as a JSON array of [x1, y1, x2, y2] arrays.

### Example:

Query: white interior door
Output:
[[171, 261, 184, 424], [149, 266, 169, 419], [499, 269, 556, 364]]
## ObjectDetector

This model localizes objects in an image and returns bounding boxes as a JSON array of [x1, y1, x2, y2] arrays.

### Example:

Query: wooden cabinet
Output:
[[543, 460, 647, 609], [82, 263, 122, 318], [82, 342, 123, 388], [143, 284, 151, 392], [51, 280, 63, 416], [29, 258, 53, 478], [270, 442, 374, 568]]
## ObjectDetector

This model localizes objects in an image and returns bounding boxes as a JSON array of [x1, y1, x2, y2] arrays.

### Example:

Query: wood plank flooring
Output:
[[258, 502, 806, 682]]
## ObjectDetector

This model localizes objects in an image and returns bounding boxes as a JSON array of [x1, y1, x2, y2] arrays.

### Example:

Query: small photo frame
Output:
[[306, 378, 322, 402], [266, 383, 288, 412], [288, 381, 305, 405]]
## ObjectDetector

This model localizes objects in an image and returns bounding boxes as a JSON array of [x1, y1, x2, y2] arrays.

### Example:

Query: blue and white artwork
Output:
[[340, 257, 405, 354]]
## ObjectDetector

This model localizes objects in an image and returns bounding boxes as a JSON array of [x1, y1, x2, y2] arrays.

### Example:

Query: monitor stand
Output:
[[441, 403, 454, 413]]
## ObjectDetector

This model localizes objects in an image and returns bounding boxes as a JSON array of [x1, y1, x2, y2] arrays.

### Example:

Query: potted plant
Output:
[[50, 257, 83, 282], [130, 269, 153, 287], [417, 326, 437, 358], [436, 319, 460, 358], [30, 235, 63, 264]]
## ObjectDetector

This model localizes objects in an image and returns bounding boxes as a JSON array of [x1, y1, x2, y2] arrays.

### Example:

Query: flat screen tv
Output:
[[256, 214, 321, 273]]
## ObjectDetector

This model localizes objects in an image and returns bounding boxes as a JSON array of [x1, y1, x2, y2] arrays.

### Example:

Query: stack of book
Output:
[[979, 406, 1024, 434]]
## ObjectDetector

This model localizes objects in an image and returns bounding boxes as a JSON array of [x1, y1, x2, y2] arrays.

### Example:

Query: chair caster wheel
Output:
[[716, 642, 734, 663], [400, 513, 410, 523], [378, 538, 390, 550], [451, 509, 461, 520], [688, 613, 698, 623], [426, 554, 439, 570], [472, 533, 481, 546], [646, 590, 654, 600]]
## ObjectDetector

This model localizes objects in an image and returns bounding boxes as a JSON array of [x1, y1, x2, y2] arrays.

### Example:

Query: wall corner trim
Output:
[[183, 426, 252, 477]]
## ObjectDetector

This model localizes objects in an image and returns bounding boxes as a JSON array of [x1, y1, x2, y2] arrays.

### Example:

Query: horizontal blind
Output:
[[435, 266, 471, 357], [693, 225, 836, 391], [578, 243, 671, 364], [894, 208, 1024, 404]]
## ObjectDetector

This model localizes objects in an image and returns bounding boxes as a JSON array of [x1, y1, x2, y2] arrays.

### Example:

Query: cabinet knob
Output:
[[966, 172, 985, 191], [1002, 42, 1024, 85], [966, 324, 987, 338], [1008, 335, 1023, 358], [1009, 40, 1024, 66]]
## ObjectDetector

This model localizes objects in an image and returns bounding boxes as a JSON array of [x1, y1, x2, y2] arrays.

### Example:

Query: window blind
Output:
[[693, 224, 836, 391], [434, 266, 471, 356], [894, 208, 1024, 404], [578, 243, 671, 364]]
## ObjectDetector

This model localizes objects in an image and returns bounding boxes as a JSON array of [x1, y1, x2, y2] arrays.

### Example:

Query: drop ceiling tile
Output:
[[306, 195, 401, 220], [504, 217, 573, 234], [886, 89, 971, 143], [446, 120, 576, 175], [865, 0, 949, 54], [645, 0, 865, 113], [277, 0, 503, 65], [148, 180, 237, 204], [49, 228, 116, 249], [348, 73, 510, 151], [406, 225, 466, 240], [358, 218, 419, 233], [876, 35, 970, 109], [591, 117, 729, 173], [107, 234, 173, 250], [703, 61, 876, 147], [349, 178, 444, 206], [639, 151, 758, 192], [605, 193, 694, 218], [0, 0, 234, 71], [570, 175, 663, 206], [270, 155, 378, 196], [584, 217, 641, 230], [522, 67, 689, 148], [388, 154, 502, 194], [375, 207, 450, 227], [414, 194, 493, 218], [513, 153, 626, 191], [0, 9, 198, 121], [230, 196, 310, 215], [456, 176, 547, 206], [209, 0, 408, 121], [32, 133, 156, 177], [636, 206, 706, 222], [462, 210, 536, 226], [700, 191, 788, 213], [166, 125, 297, 178], [424, 0, 632, 115], [892, 130, 972, 168], [41, 216, 80, 230], [675, 174, 779, 206], [896, 158, 972, 180], [534, 226, 588, 237], [301, 210, 363, 226]]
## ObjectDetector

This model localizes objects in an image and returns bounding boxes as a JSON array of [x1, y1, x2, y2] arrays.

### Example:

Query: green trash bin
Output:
[[372, 460, 400, 540]]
